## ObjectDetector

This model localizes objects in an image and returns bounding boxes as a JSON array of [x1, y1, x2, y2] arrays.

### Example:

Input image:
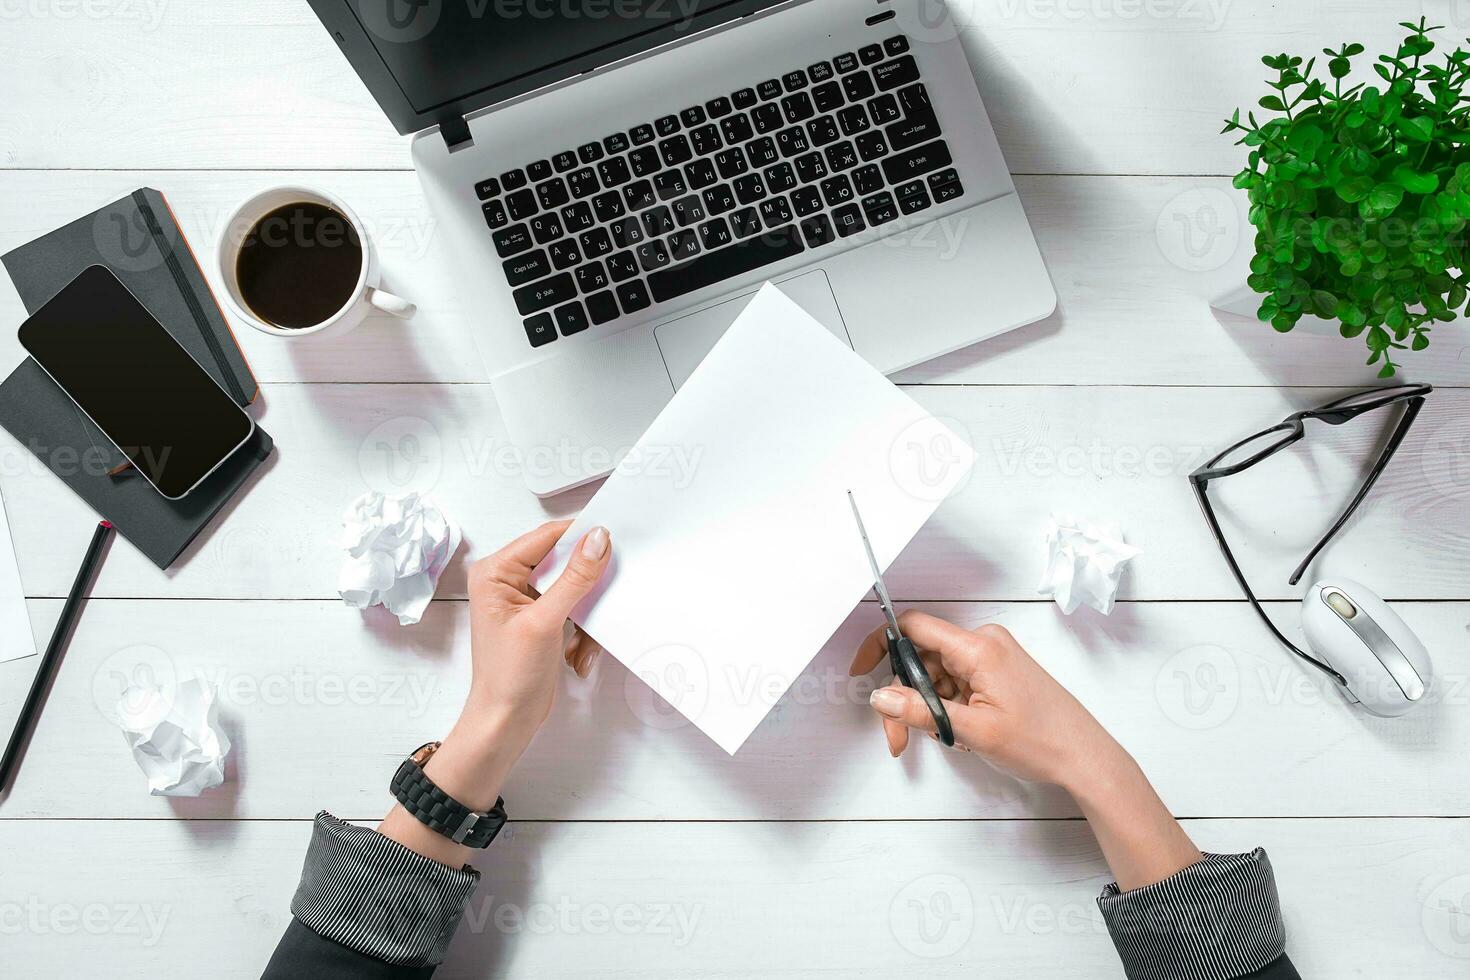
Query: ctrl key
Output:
[[523, 312, 557, 348]]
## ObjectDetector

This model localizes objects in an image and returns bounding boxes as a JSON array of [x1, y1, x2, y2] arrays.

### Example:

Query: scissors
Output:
[[848, 491, 955, 747]]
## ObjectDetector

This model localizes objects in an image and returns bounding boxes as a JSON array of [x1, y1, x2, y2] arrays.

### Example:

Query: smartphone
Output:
[[17, 265, 256, 500]]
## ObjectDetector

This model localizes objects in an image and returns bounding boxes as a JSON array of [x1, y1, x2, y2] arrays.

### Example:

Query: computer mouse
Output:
[[1301, 578, 1433, 717]]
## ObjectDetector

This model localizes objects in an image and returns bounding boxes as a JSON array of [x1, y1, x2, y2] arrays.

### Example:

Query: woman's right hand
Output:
[[849, 612, 1127, 792]]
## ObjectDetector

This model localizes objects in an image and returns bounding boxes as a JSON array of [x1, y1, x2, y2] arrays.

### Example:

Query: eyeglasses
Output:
[[1189, 383, 1433, 685]]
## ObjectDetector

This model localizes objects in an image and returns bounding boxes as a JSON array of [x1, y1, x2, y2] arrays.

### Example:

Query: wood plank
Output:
[[0, 816, 1464, 977], [0, 0, 1414, 175], [1, 599, 1465, 819], [4, 171, 1466, 387], [1, 383, 1465, 602]]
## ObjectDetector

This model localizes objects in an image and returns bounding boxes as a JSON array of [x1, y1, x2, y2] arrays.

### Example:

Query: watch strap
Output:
[[390, 741, 507, 849]]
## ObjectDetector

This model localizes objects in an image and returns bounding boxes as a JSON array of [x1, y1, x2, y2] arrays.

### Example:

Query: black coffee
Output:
[[235, 202, 364, 330]]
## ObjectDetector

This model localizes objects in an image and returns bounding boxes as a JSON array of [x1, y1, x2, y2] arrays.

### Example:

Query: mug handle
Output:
[[368, 287, 417, 320]]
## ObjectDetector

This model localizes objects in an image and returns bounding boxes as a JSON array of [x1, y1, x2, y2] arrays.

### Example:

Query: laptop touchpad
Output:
[[654, 270, 851, 389]]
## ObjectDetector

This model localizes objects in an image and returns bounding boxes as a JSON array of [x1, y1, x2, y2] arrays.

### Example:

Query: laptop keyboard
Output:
[[474, 34, 966, 349]]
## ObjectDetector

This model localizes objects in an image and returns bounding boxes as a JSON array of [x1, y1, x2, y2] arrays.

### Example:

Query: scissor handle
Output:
[[888, 634, 955, 747]]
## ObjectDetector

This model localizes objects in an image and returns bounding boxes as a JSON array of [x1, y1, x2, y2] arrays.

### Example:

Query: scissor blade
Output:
[[847, 491, 902, 636]]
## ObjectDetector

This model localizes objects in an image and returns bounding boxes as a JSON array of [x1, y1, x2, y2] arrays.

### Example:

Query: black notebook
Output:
[[0, 188, 274, 569]]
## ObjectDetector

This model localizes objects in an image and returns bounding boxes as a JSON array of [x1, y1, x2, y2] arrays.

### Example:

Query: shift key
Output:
[[513, 272, 576, 315], [882, 139, 952, 184]]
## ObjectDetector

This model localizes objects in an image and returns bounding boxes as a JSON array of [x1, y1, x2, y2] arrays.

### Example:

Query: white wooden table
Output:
[[2, 2, 1468, 975]]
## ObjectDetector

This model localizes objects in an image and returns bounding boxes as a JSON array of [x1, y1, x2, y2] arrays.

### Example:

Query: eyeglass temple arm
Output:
[[1191, 481, 1349, 686], [1287, 397, 1426, 586]]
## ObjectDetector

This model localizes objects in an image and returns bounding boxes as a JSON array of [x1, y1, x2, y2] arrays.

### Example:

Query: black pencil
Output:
[[0, 519, 114, 797]]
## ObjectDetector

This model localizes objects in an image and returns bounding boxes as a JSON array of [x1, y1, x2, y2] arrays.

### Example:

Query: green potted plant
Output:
[[1222, 17, 1470, 376]]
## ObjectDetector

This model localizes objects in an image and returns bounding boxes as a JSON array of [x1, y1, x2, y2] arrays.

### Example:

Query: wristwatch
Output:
[[390, 741, 508, 848]]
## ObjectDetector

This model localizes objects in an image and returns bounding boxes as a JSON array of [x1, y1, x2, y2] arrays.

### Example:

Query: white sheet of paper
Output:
[[531, 284, 974, 754], [0, 485, 35, 664]]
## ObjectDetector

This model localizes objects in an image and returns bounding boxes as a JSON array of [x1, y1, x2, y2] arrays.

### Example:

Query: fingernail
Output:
[[582, 526, 609, 561], [870, 688, 905, 718]]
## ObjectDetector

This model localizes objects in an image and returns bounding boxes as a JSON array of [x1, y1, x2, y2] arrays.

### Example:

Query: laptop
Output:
[[307, 0, 1056, 495]]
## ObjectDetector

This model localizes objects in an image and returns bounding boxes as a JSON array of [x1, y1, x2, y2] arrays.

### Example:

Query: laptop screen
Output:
[[348, 0, 761, 116]]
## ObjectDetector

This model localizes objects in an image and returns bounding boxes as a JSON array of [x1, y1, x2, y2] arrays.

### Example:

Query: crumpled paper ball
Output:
[[338, 491, 462, 626], [1037, 514, 1141, 616], [116, 678, 230, 798]]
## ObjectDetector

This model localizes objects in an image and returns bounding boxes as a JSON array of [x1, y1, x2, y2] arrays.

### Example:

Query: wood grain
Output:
[[0, 816, 1465, 978], [0, 598, 1465, 820]]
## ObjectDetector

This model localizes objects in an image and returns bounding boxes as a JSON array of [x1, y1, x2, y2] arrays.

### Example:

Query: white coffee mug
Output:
[[217, 186, 415, 339]]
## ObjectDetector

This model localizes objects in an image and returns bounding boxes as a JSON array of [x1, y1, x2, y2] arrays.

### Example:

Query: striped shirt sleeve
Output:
[[288, 811, 481, 968], [1097, 849, 1286, 980]]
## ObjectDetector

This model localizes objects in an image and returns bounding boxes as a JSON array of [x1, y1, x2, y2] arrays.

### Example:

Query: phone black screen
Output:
[[17, 266, 254, 499]]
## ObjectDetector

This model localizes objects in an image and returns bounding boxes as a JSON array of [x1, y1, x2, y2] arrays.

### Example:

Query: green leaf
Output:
[[1311, 290, 1338, 317], [1378, 360, 1398, 379], [1397, 115, 1435, 142], [1337, 176, 1375, 202], [1287, 124, 1325, 160], [1368, 182, 1406, 212], [1390, 165, 1440, 194], [1329, 57, 1352, 79], [1259, 95, 1287, 112], [1412, 332, 1430, 351], [1344, 43, 1365, 57]]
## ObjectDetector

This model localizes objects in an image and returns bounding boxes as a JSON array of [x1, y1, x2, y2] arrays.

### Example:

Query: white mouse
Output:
[[1301, 578, 1433, 717]]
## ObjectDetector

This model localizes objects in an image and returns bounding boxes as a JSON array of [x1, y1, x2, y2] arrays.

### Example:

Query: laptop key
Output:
[[721, 113, 754, 145], [870, 94, 901, 125], [549, 239, 582, 270], [660, 134, 694, 167], [898, 83, 931, 116], [592, 191, 626, 223], [669, 229, 701, 261], [757, 78, 783, 100], [703, 184, 737, 215], [838, 104, 871, 136], [930, 170, 965, 203], [579, 227, 614, 259], [752, 104, 784, 134], [575, 260, 609, 293], [859, 44, 884, 65], [765, 162, 798, 193], [898, 186, 933, 215], [825, 141, 859, 172], [629, 147, 662, 177], [527, 159, 553, 182], [637, 239, 670, 271], [715, 147, 750, 180], [568, 168, 600, 199], [809, 61, 834, 83], [808, 115, 841, 146], [503, 249, 551, 287], [833, 204, 866, 238], [732, 87, 757, 109], [812, 81, 845, 114], [578, 141, 605, 164], [630, 123, 656, 145], [494, 222, 534, 258], [853, 164, 884, 196], [642, 205, 675, 237], [617, 280, 652, 315], [475, 177, 501, 200], [794, 152, 828, 184], [530, 213, 564, 245], [690, 124, 722, 157], [776, 127, 810, 158], [537, 178, 570, 210], [653, 170, 687, 200], [647, 224, 804, 304], [734, 174, 767, 204], [586, 289, 621, 325], [685, 158, 719, 191], [506, 189, 538, 221], [672, 194, 706, 227], [834, 52, 860, 73], [523, 312, 557, 347], [623, 179, 657, 211], [730, 207, 761, 238], [706, 95, 733, 118], [821, 174, 856, 206], [783, 70, 809, 92], [801, 214, 836, 248], [862, 192, 899, 226], [782, 92, 816, 124], [553, 150, 579, 173], [681, 105, 707, 127], [604, 132, 630, 154], [482, 199, 508, 229], [882, 139, 953, 183], [562, 201, 595, 233], [843, 72, 876, 102], [887, 110, 943, 152], [656, 114, 681, 137], [856, 132, 889, 162], [555, 301, 590, 336], [611, 217, 645, 248], [598, 156, 632, 188], [885, 34, 911, 56], [759, 195, 793, 228], [747, 138, 779, 167], [513, 272, 576, 315], [501, 168, 527, 191], [699, 217, 733, 249], [791, 185, 824, 217], [607, 250, 639, 282], [874, 56, 921, 92]]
